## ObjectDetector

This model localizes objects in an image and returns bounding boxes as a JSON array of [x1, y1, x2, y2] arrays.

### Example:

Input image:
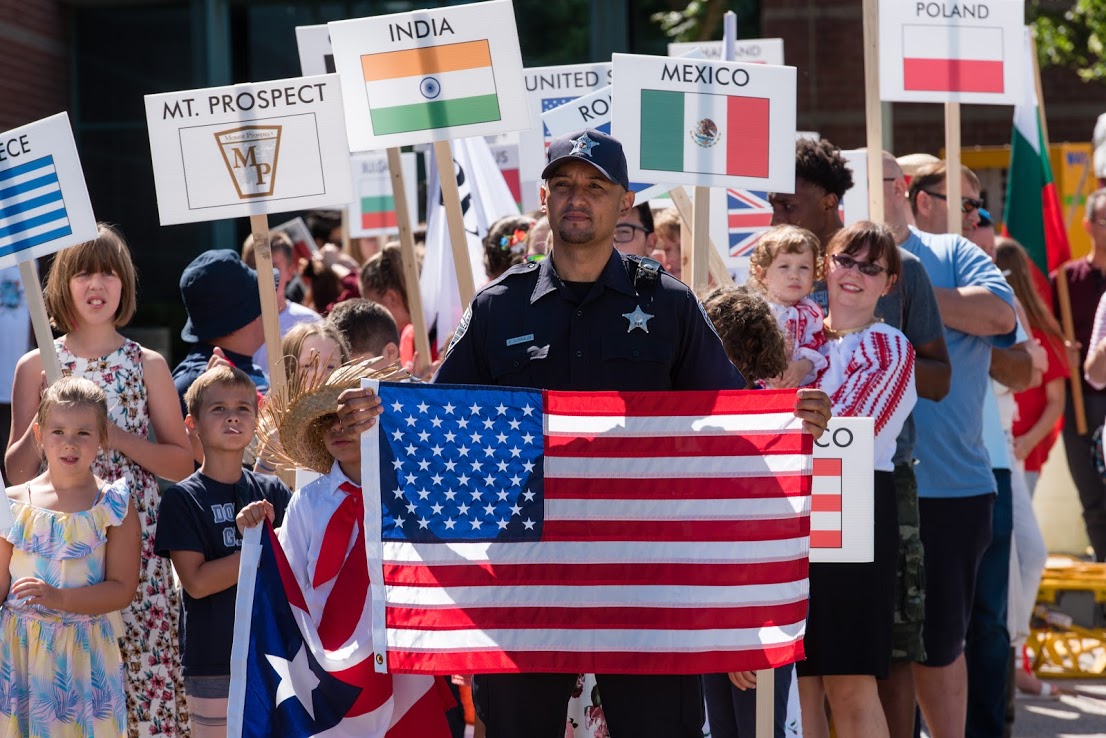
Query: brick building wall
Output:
[[762, 0, 1106, 154], [0, 0, 68, 131]]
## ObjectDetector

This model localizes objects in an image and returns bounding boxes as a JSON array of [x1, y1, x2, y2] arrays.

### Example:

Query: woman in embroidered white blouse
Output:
[[798, 221, 918, 738]]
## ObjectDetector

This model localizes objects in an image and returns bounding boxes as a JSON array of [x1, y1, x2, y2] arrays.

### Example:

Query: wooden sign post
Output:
[[0, 113, 99, 385], [668, 188, 733, 286], [945, 103, 963, 235], [248, 215, 286, 398], [386, 147, 433, 374], [434, 141, 477, 308]]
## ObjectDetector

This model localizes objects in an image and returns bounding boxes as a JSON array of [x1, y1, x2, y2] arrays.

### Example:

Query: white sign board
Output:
[[668, 38, 785, 66], [841, 149, 870, 227], [486, 133, 523, 207], [329, 0, 530, 151], [519, 62, 612, 183], [0, 113, 97, 269], [295, 23, 334, 76], [272, 216, 317, 257], [347, 151, 418, 238], [878, 0, 1024, 105], [612, 53, 797, 192], [810, 417, 875, 564], [144, 75, 354, 225]]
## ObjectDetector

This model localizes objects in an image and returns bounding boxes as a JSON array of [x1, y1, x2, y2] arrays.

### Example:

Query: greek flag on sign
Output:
[[0, 155, 72, 259]]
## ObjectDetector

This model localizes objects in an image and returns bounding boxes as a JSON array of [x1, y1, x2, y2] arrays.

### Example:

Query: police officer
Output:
[[337, 128, 831, 737]]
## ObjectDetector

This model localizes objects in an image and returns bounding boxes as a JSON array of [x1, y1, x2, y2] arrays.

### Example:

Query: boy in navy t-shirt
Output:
[[155, 365, 290, 738]]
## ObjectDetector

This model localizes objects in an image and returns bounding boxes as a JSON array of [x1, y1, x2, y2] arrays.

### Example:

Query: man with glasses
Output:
[[907, 160, 1019, 738], [613, 202, 657, 259], [1057, 188, 1106, 562]]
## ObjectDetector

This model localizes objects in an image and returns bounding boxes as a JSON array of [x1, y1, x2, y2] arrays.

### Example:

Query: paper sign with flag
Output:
[[361, 382, 811, 675], [668, 39, 786, 65], [1003, 27, 1070, 293], [613, 53, 796, 191], [879, 0, 1024, 105], [329, 0, 529, 151], [809, 418, 875, 564], [347, 151, 418, 238], [0, 113, 97, 269], [227, 522, 452, 737], [144, 75, 353, 225], [518, 62, 611, 183], [486, 136, 523, 209]]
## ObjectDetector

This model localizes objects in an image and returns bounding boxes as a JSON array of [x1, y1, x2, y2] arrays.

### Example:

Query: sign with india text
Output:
[[144, 75, 354, 225], [879, 0, 1024, 105], [347, 151, 418, 238], [612, 53, 797, 192], [329, 0, 529, 151], [0, 113, 97, 269], [519, 62, 612, 183], [668, 38, 785, 66]]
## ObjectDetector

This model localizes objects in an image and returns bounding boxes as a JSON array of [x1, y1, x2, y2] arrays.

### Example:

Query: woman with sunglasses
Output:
[[798, 221, 917, 738]]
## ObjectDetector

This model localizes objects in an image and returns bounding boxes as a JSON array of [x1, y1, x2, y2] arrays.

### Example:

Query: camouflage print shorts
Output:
[[891, 462, 927, 662]]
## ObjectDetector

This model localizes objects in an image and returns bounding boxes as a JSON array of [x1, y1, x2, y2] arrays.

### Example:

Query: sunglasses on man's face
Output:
[[921, 190, 985, 214]]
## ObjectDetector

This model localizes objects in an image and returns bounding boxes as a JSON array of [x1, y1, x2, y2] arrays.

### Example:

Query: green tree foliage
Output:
[[650, 0, 759, 43], [1029, 0, 1106, 82]]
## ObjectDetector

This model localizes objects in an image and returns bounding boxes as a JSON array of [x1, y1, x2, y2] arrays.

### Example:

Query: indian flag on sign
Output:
[[362, 40, 502, 135], [902, 24, 1004, 94], [639, 89, 770, 178]]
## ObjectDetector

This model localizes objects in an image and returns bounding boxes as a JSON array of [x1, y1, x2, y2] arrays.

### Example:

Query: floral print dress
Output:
[[0, 480, 130, 737], [56, 338, 187, 736]]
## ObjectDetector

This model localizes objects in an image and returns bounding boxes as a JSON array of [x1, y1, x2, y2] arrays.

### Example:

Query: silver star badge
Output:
[[622, 305, 654, 333], [570, 133, 599, 157]]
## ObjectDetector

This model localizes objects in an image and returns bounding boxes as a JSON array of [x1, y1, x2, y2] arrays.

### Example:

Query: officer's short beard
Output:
[[556, 225, 595, 245]]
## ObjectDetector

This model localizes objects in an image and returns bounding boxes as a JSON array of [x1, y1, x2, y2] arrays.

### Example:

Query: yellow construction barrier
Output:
[[1028, 557, 1106, 678]]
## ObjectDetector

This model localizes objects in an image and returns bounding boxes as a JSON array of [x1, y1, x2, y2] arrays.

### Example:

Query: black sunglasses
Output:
[[921, 190, 985, 214], [830, 253, 887, 277]]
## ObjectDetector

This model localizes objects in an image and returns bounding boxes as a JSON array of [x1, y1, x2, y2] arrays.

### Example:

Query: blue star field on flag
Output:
[[378, 384, 545, 543], [541, 96, 576, 138]]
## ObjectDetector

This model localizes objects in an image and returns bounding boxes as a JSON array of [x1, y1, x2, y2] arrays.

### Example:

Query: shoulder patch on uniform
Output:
[[446, 304, 473, 355]]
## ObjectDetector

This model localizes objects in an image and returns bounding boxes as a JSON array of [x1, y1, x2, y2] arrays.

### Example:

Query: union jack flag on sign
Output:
[[727, 189, 774, 257]]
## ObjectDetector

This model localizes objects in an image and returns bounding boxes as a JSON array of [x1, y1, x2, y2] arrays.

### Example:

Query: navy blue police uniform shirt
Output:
[[154, 469, 292, 677], [434, 248, 746, 392]]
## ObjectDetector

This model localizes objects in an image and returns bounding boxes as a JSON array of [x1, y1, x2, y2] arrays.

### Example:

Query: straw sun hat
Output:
[[257, 356, 408, 474]]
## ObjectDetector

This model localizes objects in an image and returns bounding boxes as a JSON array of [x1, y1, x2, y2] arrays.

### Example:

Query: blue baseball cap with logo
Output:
[[541, 128, 631, 191]]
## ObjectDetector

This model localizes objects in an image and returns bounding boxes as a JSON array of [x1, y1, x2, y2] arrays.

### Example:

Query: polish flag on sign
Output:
[[640, 90, 770, 178], [362, 41, 502, 136], [363, 383, 812, 676], [902, 24, 1005, 94]]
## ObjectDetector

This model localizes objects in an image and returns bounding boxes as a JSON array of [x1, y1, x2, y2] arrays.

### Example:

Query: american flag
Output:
[[727, 189, 773, 257], [0, 155, 72, 260], [363, 383, 812, 675], [541, 96, 576, 138]]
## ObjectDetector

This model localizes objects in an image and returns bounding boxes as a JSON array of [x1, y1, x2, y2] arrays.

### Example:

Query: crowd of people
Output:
[[0, 122, 1105, 738]]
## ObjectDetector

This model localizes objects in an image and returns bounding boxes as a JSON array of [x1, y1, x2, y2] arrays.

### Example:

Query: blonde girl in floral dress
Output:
[[0, 377, 140, 736], [6, 225, 194, 736]]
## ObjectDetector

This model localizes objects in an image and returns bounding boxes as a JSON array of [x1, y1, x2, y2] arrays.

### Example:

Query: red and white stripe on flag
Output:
[[902, 24, 1004, 94], [810, 458, 843, 549], [378, 388, 812, 675]]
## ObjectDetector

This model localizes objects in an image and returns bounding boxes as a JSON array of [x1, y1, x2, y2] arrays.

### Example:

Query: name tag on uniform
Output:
[[506, 334, 535, 346]]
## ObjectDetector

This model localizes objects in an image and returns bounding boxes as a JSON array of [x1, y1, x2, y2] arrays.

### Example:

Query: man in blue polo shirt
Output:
[[905, 161, 1018, 738]]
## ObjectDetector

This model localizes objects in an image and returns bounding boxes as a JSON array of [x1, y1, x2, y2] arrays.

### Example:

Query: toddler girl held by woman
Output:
[[749, 225, 827, 388], [1, 377, 140, 736]]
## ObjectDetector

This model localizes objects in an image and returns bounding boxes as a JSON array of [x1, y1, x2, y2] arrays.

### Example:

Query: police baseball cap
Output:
[[542, 128, 631, 190]]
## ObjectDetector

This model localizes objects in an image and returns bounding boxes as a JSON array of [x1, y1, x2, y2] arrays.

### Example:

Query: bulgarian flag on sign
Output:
[[1002, 29, 1070, 295], [639, 90, 770, 178], [362, 41, 502, 135]]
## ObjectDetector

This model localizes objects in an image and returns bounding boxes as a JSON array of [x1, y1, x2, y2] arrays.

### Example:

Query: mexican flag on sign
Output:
[[640, 90, 770, 178], [1002, 29, 1070, 288]]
